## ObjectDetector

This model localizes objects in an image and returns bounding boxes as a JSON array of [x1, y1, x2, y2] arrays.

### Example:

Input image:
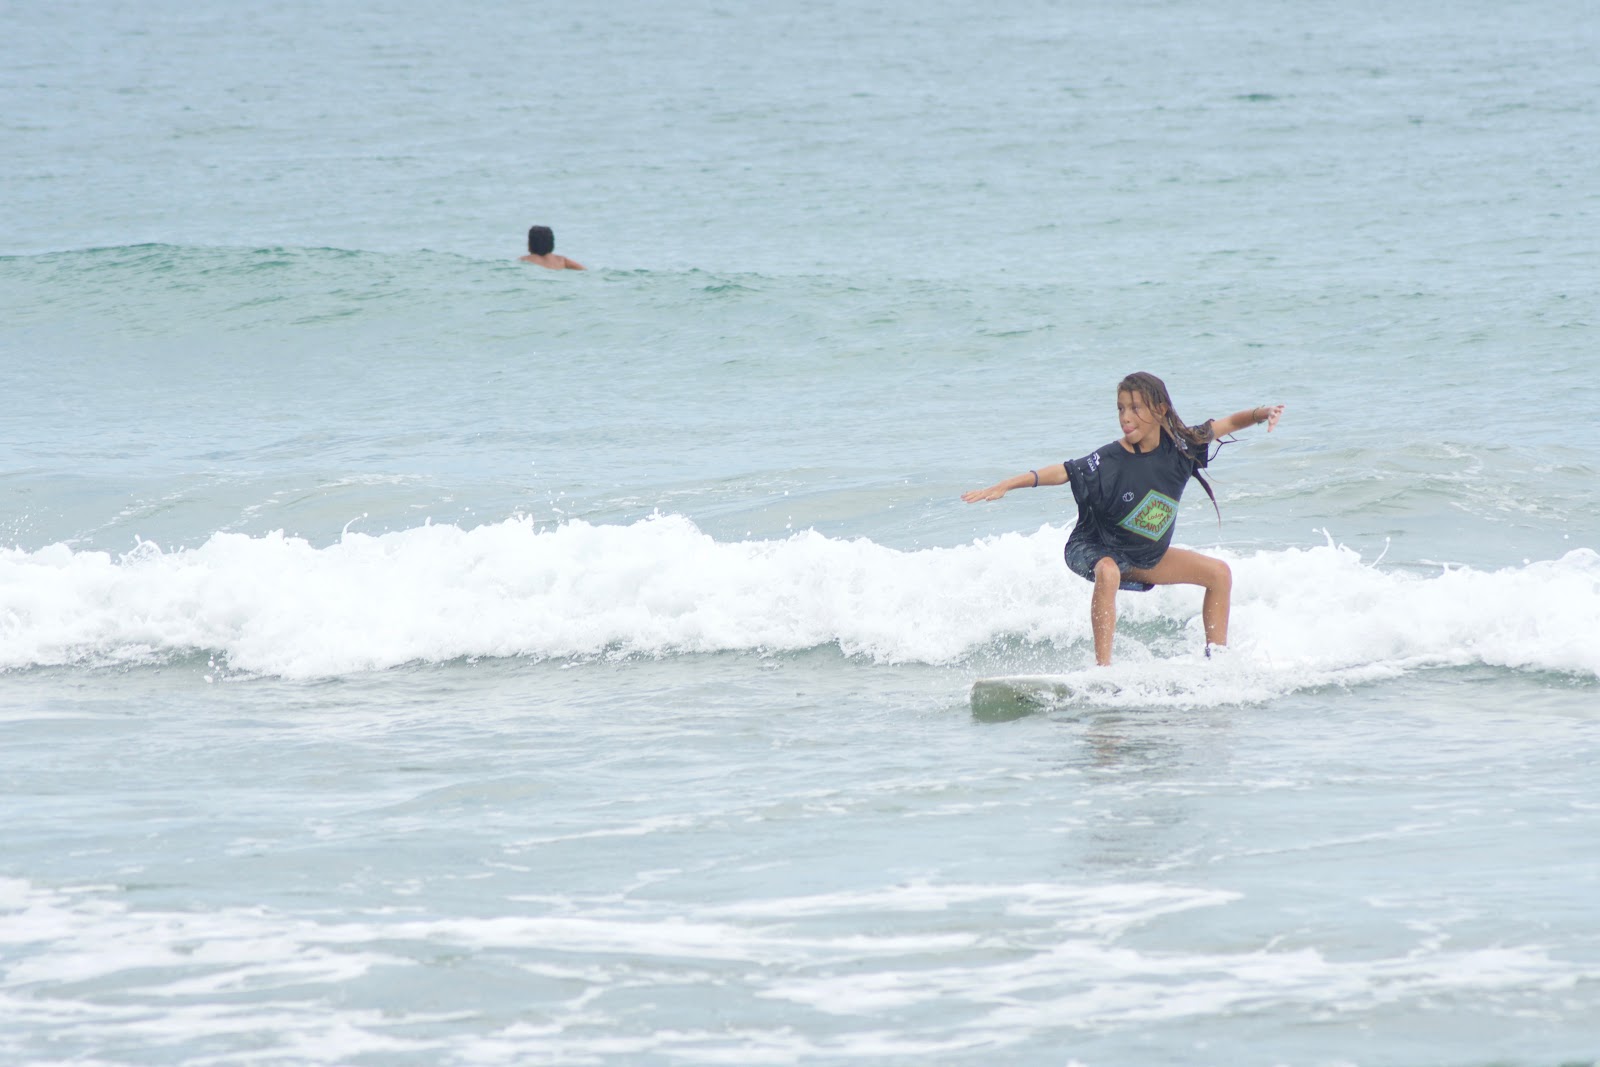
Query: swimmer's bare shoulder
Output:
[[519, 253, 586, 270]]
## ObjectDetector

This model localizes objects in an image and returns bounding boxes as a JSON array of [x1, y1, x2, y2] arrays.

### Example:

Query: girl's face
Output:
[[1117, 389, 1165, 449]]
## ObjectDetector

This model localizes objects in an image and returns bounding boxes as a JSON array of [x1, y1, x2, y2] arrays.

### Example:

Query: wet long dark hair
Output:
[[1118, 371, 1225, 523]]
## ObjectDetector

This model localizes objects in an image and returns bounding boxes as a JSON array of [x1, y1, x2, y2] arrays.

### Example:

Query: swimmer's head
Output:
[[527, 226, 555, 256]]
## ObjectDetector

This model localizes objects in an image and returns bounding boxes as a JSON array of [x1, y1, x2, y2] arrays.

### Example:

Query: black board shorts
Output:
[[1063, 538, 1156, 593]]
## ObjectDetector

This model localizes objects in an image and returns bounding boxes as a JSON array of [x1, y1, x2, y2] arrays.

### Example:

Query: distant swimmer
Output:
[[963, 371, 1285, 667], [519, 225, 585, 270]]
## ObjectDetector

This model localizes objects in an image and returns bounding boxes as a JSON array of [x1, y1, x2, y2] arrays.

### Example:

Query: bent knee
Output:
[[1093, 556, 1122, 584], [1209, 559, 1233, 590]]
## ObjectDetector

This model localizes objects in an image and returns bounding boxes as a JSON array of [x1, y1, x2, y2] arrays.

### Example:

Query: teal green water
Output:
[[3, 1, 1598, 1064]]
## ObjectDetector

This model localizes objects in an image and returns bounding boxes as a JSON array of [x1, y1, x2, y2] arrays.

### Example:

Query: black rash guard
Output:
[[1063, 424, 1213, 571]]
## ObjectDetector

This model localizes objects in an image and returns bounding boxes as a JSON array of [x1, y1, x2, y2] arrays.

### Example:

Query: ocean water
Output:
[[4, 0, 1599, 1064]]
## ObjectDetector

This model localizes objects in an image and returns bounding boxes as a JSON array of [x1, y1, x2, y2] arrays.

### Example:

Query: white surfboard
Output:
[[969, 673, 1128, 719], [970, 655, 1252, 719]]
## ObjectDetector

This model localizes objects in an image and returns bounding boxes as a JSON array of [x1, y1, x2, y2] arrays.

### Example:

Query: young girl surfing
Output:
[[962, 372, 1284, 666]]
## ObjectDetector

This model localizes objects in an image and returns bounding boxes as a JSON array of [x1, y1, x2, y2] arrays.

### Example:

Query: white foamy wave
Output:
[[3, 875, 1591, 1063], [0, 515, 1596, 681]]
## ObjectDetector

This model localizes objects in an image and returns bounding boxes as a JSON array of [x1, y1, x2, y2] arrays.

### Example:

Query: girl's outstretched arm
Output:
[[1209, 404, 1285, 438], [962, 462, 1068, 503]]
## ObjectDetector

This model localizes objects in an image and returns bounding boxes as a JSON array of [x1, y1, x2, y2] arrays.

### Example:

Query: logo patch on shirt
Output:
[[1117, 489, 1179, 541]]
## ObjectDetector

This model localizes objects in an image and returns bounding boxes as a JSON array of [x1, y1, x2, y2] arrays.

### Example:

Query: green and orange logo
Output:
[[1118, 490, 1178, 541]]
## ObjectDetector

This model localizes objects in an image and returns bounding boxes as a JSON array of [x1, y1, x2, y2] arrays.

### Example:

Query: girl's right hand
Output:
[[961, 485, 1007, 503]]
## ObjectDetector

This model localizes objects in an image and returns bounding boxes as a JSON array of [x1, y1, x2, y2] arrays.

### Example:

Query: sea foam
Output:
[[1, 515, 1596, 681]]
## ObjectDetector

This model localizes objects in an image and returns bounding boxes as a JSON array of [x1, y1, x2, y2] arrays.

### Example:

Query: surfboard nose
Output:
[[970, 676, 1061, 721]]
